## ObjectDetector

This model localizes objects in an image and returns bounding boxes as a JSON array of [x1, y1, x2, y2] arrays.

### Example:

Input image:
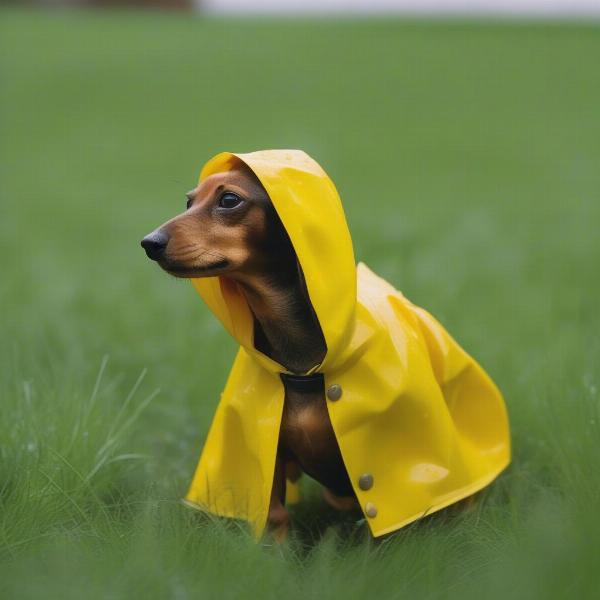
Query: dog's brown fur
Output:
[[142, 160, 358, 540]]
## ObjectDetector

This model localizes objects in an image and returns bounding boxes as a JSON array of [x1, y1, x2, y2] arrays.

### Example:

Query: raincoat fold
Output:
[[184, 150, 510, 538]]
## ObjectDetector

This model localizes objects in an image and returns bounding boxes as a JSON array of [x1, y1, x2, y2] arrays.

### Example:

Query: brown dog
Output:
[[142, 158, 358, 539]]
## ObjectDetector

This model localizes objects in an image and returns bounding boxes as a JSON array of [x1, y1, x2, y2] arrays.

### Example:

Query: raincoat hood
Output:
[[184, 150, 511, 538], [190, 149, 356, 374]]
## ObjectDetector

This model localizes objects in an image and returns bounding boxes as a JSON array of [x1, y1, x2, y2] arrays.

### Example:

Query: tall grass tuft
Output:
[[1, 355, 158, 558]]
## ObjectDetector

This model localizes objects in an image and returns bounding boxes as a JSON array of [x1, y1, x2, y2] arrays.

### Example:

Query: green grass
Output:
[[1, 8, 599, 599]]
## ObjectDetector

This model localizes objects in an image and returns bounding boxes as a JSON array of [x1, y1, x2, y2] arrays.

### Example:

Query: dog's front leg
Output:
[[266, 452, 290, 542]]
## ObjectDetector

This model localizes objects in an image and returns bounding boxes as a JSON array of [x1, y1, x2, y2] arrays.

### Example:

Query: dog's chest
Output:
[[279, 375, 353, 496]]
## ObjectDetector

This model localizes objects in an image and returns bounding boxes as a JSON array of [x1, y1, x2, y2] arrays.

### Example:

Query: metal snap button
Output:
[[326, 384, 342, 401], [358, 473, 374, 491], [365, 502, 378, 518]]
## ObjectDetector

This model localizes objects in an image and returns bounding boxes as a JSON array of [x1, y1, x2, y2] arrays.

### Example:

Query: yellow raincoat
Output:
[[184, 150, 510, 538]]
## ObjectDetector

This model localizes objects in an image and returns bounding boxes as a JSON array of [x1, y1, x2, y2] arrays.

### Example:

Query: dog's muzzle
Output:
[[141, 229, 170, 261]]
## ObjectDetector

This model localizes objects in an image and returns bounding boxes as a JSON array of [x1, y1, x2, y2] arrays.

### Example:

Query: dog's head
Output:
[[141, 159, 294, 279]]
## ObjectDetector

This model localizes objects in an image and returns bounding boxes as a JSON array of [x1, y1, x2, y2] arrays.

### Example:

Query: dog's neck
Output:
[[234, 265, 327, 375]]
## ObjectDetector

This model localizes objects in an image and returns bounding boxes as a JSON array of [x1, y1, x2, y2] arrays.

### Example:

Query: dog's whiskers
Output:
[[173, 242, 198, 254], [170, 247, 226, 263]]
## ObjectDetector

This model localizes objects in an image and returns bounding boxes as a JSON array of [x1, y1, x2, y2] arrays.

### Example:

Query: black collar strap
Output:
[[280, 372, 324, 394]]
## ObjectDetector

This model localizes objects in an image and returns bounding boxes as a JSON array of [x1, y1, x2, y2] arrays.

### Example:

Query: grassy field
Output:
[[1, 8, 599, 599]]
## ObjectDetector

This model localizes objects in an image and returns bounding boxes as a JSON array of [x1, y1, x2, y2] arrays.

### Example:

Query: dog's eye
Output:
[[218, 192, 244, 210], [186, 198, 193, 210]]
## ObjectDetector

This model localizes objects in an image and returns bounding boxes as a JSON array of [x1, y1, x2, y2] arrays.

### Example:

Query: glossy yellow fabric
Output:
[[184, 150, 510, 538]]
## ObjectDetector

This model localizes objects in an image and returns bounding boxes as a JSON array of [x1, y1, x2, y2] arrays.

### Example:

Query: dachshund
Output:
[[141, 158, 358, 539]]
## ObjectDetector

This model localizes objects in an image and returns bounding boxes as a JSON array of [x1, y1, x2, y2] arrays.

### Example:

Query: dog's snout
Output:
[[141, 230, 170, 261]]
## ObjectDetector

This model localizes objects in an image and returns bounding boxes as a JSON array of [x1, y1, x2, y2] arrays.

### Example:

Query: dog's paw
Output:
[[323, 488, 359, 511]]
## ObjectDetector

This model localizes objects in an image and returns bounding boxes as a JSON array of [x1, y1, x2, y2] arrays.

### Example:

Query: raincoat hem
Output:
[[369, 459, 510, 538]]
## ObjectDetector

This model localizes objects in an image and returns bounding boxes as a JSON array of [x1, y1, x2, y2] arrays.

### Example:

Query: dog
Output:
[[142, 159, 357, 538], [141, 150, 510, 541]]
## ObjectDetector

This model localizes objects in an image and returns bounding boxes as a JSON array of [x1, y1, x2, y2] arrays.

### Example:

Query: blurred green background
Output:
[[1, 8, 599, 599]]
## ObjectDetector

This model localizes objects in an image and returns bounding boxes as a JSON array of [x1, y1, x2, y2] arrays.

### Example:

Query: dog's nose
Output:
[[141, 230, 170, 261]]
